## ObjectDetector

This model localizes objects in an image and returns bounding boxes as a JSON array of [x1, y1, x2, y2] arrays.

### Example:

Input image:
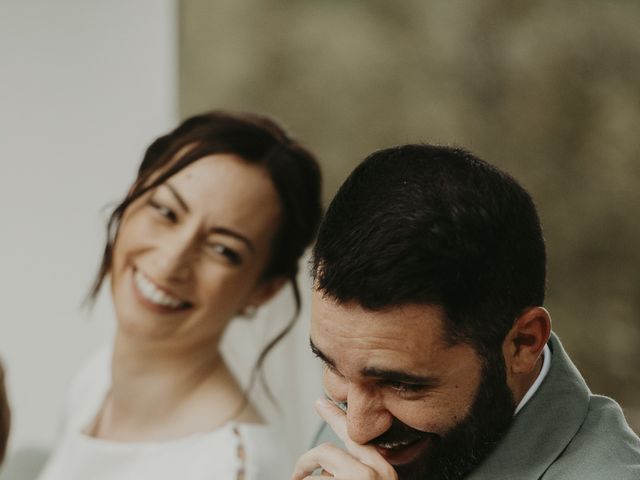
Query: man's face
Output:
[[310, 291, 515, 480]]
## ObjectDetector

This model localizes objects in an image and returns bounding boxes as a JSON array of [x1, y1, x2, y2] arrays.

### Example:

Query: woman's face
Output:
[[110, 153, 283, 346]]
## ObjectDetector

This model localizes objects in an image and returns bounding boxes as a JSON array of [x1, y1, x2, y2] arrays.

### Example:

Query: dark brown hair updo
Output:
[[88, 110, 323, 387]]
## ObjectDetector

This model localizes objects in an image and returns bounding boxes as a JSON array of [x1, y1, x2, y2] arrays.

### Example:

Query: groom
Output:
[[293, 144, 640, 479]]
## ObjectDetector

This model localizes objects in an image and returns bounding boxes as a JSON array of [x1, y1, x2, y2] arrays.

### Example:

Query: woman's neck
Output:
[[92, 331, 259, 442]]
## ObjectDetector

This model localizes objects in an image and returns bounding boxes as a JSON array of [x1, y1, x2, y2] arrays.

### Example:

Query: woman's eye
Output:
[[148, 199, 177, 222], [207, 243, 242, 265]]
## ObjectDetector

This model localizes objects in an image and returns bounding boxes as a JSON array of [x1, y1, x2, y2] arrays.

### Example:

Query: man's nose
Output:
[[345, 385, 392, 445]]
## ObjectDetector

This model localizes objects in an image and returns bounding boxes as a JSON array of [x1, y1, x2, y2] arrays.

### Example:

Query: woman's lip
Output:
[[374, 436, 431, 465], [131, 267, 192, 312]]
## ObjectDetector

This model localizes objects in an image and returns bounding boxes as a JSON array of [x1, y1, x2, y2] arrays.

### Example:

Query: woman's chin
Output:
[[115, 314, 177, 340]]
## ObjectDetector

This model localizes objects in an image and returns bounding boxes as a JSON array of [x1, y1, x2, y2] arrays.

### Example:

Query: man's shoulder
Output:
[[543, 394, 640, 479]]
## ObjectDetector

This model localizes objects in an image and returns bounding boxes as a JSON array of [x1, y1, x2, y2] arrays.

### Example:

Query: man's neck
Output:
[[514, 344, 551, 415]]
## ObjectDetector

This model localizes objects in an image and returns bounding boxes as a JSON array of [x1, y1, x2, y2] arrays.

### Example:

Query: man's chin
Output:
[[391, 445, 436, 480]]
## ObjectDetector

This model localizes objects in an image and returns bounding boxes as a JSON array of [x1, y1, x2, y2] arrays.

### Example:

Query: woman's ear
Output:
[[248, 276, 288, 309]]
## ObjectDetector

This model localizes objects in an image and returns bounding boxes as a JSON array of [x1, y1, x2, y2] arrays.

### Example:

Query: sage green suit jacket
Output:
[[313, 333, 640, 479]]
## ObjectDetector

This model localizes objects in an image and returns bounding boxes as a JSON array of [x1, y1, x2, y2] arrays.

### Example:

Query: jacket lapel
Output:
[[466, 333, 590, 479]]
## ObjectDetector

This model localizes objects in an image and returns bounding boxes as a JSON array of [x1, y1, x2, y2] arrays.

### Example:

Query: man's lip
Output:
[[373, 436, 431, 465]]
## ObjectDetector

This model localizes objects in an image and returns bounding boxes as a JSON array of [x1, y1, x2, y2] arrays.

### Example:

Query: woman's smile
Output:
[[131, 268, 192, 312]]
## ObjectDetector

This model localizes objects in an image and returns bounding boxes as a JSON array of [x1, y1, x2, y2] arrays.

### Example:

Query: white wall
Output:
[[0, 0, 177, 452], [0, 0, 324, 461]]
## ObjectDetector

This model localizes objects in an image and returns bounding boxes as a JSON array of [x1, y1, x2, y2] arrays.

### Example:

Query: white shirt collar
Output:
[[514, 343, 551, 415]]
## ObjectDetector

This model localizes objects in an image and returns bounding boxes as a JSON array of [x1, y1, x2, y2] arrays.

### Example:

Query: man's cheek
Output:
[[386, 401, 454, 438]]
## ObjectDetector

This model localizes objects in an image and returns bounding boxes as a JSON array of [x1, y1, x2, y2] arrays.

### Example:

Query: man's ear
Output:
[[502, 307, 551, 376]]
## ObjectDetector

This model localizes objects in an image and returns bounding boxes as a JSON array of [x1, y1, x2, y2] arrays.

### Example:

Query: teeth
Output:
[[378, 439, 414, 449], [133, 270, 185, 309]]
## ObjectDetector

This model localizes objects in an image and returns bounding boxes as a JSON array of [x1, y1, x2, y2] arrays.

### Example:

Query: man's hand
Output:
[[292, 399, 398, 479]]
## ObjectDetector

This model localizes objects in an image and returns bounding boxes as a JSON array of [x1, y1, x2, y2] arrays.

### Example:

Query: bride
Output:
[[37, 110, 322, 480]]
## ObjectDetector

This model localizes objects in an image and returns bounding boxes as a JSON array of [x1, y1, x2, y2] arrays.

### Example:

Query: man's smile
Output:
[[373, 435, 433, 465]]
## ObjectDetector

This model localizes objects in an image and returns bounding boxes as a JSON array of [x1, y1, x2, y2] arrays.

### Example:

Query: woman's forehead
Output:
[[166, 155, 281, 234]]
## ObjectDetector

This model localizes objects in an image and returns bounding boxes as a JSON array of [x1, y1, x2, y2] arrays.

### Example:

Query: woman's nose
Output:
[[153, 228, 198, 281]]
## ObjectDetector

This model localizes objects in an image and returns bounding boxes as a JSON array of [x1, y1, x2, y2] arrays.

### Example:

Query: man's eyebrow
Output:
[[362, 367, 441, 387], [309, 339, 336, 368], [309, 339, 439, 387], [164, 183, 255, 253]]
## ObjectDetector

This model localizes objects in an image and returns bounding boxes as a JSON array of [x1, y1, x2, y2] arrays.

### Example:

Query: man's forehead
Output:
[[310, 290, 450, 348], [309, 293, 484, 387]]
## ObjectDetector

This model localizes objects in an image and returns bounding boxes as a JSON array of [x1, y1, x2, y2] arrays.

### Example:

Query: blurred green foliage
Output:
[[180, 0, 640, 431]]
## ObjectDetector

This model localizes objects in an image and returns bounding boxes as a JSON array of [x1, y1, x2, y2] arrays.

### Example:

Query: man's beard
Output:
[[375, 352, 516, 480]]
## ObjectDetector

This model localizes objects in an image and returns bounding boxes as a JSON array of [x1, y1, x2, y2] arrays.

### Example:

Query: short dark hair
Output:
[[89, 110, 322, 387], [312, 144, 545, 355]]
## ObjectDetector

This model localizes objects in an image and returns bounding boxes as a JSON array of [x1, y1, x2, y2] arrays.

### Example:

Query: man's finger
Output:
[[314, 398, 397, 479], [292, 442, 375, 480], [314, 398, 349, 443]]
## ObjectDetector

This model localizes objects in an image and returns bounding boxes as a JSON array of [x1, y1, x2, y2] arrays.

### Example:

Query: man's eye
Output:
[[318, 360, 345, 379], [385, 381, 425, 393], [148, 199, 177, 222], [321, 361, 338, 374], [207, 243, 242, 265], [334, 401, 348, 412]]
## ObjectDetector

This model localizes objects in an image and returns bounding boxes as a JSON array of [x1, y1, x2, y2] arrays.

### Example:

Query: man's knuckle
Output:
[[359, 465, 378, 480], [316, 442, 335, 454], [381, 464, 398, 479]]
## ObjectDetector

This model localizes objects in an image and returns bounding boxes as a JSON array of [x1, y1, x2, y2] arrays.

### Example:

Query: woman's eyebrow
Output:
[[165, 182, 190, 213], [164, 182, 256, 254]]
